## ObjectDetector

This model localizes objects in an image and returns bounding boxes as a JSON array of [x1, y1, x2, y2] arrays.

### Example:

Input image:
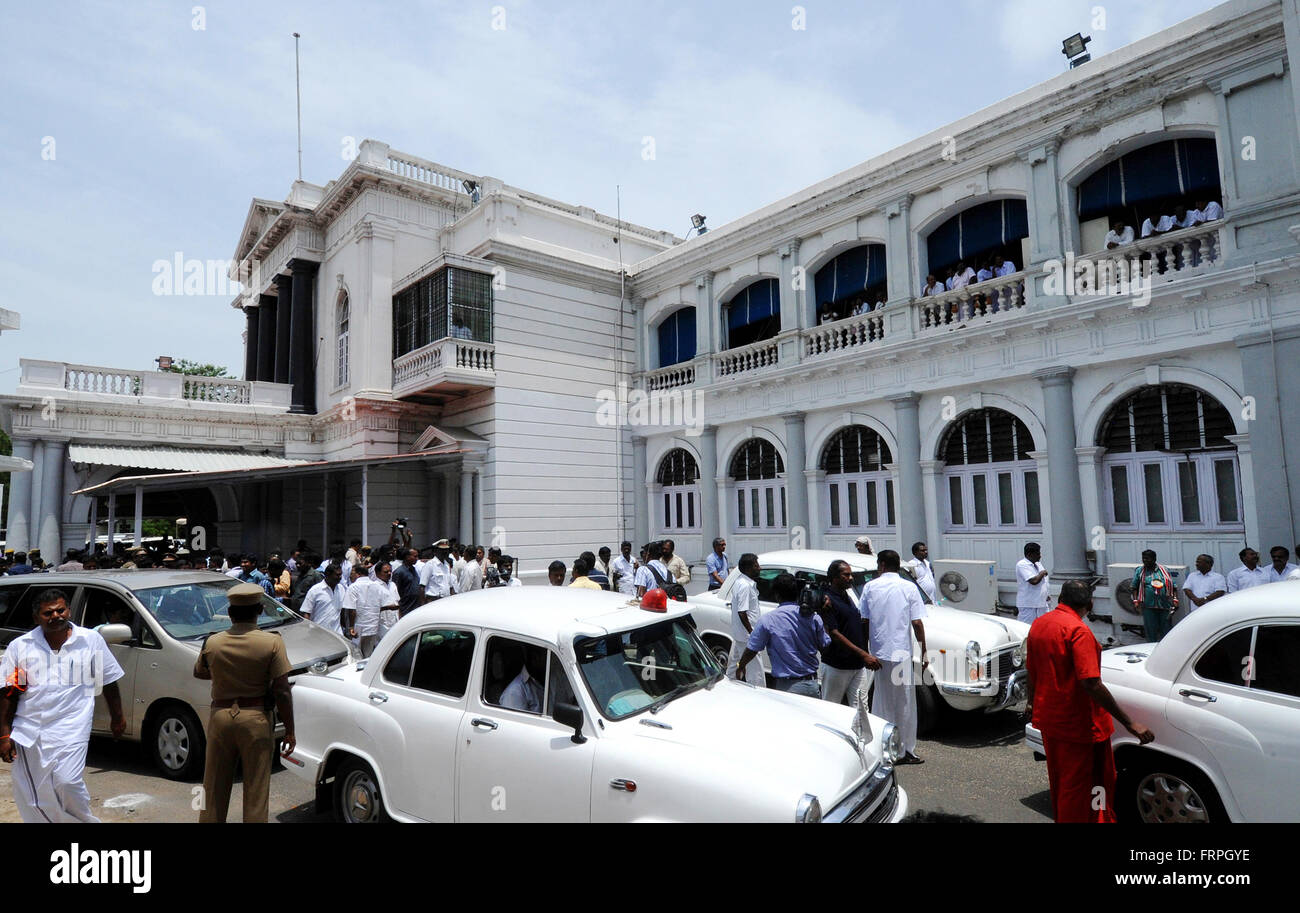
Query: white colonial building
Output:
[[3, 0, 1300, 605]]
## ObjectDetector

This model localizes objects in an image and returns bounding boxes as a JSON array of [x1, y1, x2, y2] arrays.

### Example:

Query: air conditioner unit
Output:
[[932, 559, 998, 614], [1100, 563, 1187, 645]]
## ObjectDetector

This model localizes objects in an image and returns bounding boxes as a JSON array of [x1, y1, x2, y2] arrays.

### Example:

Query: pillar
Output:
[[1234, 326, 1300, 551], [106, 491, 117, 556], [778, 240, 803, 332], [1076, 446, 1107, 575], [355, 221, 396, 396], [918, 460, 945, 556], [632, 436, 649, 548], [133, 484, 144, 548], [289, 259, 318, 413], [244, 307, 260, 381], [889, 392, 927, 551], [256, 293, 277, 384], [804, 469, 825, 550], [1024, 141, 1065, 266], [5, 438, 34, 553], [459, 463, 474, 545], [442, 472, 457, 543], [1033, 366, 1091, 579], [885, 195, 915, 304], [274, 273, 293, 385], [698, 426, 719, 558], [694, 273, 716, 383], [782, 412, 809, 543], [37, 440, 66, 562]]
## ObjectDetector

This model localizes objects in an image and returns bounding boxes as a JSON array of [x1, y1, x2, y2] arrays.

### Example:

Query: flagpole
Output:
[[293, 32, 303, 181]]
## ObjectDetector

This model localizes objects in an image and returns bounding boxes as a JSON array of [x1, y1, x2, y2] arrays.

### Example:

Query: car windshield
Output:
[[134, 580, 298, 640], [574, 619, 721, 720]]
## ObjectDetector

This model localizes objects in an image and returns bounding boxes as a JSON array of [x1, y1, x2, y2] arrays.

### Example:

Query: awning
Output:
[[68, 444, 308, 473], [0, 455, 34, 472]]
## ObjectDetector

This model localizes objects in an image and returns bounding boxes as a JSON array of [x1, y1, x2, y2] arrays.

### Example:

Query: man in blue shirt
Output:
[[236, 555, 274, 597], [6, 552, 34, 576], [705, 538, 729, 590], [736, 573, 830, 697]]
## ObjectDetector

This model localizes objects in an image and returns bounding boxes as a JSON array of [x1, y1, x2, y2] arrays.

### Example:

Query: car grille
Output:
[[994, 649, 1016, 684], [827, 767, 898, 823]]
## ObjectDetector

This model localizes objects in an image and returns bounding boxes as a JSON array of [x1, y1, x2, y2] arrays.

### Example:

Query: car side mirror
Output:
[[99, 624, 134, 645], [554, 701, 587, 744]]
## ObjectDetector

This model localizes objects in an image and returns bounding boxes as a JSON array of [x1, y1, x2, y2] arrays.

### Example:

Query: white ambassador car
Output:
[[1024, 582, 1300, 823], [285, 587, 908, 823], [687, 550, 1029, 733]]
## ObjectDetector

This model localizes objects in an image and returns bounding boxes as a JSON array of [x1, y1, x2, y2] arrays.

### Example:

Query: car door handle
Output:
[[368, 691, 389, 703], [1179, 689, 1217, 703], [470, 717, 498, 731]]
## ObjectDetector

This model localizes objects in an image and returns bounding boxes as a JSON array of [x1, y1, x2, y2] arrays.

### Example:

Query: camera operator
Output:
[[388, 519, 413, 553], [736, 572, 830, 697], [818, 560, 881, 706]]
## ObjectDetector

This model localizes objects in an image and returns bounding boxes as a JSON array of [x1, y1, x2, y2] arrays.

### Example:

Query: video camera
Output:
[[394, 517, 409, 529], [797, 578, 828, 617]]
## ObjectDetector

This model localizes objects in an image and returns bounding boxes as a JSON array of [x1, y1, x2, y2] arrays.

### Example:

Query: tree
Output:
[[162, 360, 229, 377]]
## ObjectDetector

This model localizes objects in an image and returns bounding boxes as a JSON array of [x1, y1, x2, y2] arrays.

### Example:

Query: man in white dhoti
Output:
[[0, 587, 126, 823], [861, 550, 928, 764]]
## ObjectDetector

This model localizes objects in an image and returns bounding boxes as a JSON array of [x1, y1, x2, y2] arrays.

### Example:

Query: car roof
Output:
[[384, 587, 696, 645], [756, 550, 878, 574], [0, 569, 234, 594], [1145, 580, 1300, 680]]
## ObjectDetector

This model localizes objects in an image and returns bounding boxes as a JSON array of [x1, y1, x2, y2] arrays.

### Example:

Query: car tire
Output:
[[334, 757, 389, 824], [1117, 753, 1227, 824], [704, 637, 732, 670], [915, 684, 941, 737], [147, 704, 206, 782]]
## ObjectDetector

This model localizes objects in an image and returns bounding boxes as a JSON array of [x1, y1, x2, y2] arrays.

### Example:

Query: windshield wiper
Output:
[[648, 679, 706, 713]]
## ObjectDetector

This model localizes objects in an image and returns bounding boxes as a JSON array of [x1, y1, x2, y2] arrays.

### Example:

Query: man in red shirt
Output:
[[1025, 581, 1154, 823]]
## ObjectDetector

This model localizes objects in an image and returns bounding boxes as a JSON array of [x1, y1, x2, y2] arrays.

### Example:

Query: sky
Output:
[[0, 0, 1226, 390]]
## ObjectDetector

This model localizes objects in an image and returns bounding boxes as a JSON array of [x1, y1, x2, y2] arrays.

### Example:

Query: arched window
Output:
[[1098, 385, 1241, 530], [655, 449, 700, 532], [926, 199, 1029, 281], [724, 279, 780, 350], [335, 291, 350, 388], [729, 439, 785, 530], [813, 245, 887, 322], [940, 409, 1040, 532], [821, 426, 895, 531], [657, 308, 697, 368]]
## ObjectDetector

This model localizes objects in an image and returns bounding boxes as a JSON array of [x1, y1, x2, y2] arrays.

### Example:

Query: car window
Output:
[[1249, 625, 1300, 698], [754, 568, 785, 603], [80, 588, 159, 648], [0, 584, 36, 645], [408, 629, 475, 698], [575, 619, 719, 720], [382, 634, 418, 686], [483, 636, 544, 714], [546, 658, 577, 717], [134, 580, 296, 640], [1193, 626, 1254, 687]]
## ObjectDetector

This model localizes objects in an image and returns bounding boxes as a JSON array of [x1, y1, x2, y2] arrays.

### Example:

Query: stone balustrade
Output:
[[805, 310, 887, 357], [392, 337, 497, 398], [16, 360, 291, 410], [646, 364, 696, 392], [917, 270, 1028, 334], [714, 339, 780, 378]]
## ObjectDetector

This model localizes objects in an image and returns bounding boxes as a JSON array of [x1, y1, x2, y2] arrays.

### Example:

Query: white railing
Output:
[[646, 364, 696, 392], [453, 339, 495, 372], [714, 339, 779, 378], [16, 360, 290, 410], [805, 311, 887, 357], [392, 338, 496, 393], [393, 344, 444, 387], [386, 152, 476, 194], [918, 270, 1028, 333], [1076, 223, 1223, 293], [181, 377, 252, 405], [64, 365, 143, 396]]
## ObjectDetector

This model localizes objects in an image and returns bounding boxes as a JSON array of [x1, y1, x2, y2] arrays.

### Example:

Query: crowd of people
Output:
[[1105, 198, 1224, 249]]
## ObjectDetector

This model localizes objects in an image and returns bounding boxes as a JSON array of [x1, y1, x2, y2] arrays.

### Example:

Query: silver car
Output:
[[0, 570, 356, 780]]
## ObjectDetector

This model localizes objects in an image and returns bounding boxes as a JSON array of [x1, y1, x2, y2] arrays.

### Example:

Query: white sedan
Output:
[[284, 587, 908, 823], [1024, 581, 1300, 822], [687, 550, 1029, 733]]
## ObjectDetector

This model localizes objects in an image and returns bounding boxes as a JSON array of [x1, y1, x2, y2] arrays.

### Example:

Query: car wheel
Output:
[[1118, 755, 1226, 824], [334, 758, 388, 824], [915, 684, 941, 737], [705, 638, 731, 670], [148, 704, 206, 781]]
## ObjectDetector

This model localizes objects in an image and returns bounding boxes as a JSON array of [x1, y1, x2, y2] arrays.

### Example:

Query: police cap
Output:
[[227, 583, 265, 607]]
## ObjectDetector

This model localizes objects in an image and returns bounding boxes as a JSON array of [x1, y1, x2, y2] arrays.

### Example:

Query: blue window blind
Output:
[[813, 244, 887, 308], [1077, 138, 1220, 221], [726, 279, 780, 331], [657, 307, 697, 368], [926, 200, 1028, 276]]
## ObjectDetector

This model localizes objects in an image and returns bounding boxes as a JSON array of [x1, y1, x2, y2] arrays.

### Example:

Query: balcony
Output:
[[392, 337, 496, 399], [15, 360, 293, 411]]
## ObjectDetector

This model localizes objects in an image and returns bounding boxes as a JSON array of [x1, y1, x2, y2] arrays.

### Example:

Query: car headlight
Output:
[[796, 794, 822, 824], [966, 640, 982, 681], [881, 722, 902, 769]]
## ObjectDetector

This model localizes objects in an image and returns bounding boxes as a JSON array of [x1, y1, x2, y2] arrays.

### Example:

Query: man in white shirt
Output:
[[907, 541, 937, 603], [1105, 220, 1135, 249], [995, 258, 1018, 278], [0, 588, 126, 822], [1264, 546, 1299, 583], [457, 549, 483, 593], [302, 565, 346, 635], [1015, 542, 1051, 624], [499, 649, 545, 714], [421, 540, 457, 601], [861, 550, 927, 764], [497, 556, 523, 588], [645, 541, 672, 591], [611, 541, 638, 596], [1182, 554, 1227, 613], [633, 546, 657, 598], [663, 539, 691, 587], [728, 554, 763, 687], [956, 261, 976, 285], [1140, 214, 1178, 238], [924, 274, 945, 296], [1173, 205, 1195, 230], [340, 564, 370, 642], [1227, 547, 1268, 592], [359, 561, 401, 655], [1198, 199, 1223, 221]]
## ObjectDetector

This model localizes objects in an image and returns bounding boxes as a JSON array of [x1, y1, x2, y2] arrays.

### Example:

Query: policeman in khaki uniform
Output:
[[194, 583, 295, 823]]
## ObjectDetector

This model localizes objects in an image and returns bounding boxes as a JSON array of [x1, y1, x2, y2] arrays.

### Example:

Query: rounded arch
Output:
[[334, 287, 351, 388], [807, 414, 900, 471], [938, 408, 1037, 465], [913, 192, 1030, 240], [801, 237, 890, 278], [651, 304, 698, 369], [714, 272, 781, 309], [721, 428, 786, 481], [915, 195, 1031, 284], [645, 438, 703, 486], [923, 393, 1045, 462], [654, 447, 702, 485], [1061, 127, 1220, 189], [1080, 367, 1247, 449], [644, 295, 692, 336]]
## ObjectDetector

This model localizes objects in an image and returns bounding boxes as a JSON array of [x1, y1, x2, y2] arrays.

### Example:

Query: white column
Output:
[[5, 438, 34, 553], [1032, 366, 1091, 579], [459, 464, 474, 545], [715, 475, 731, 541], [354, 220, 397, 397], [632, 437, 649, 548], [361, 465, 370, 550], [133, 484, 144, 548], [804, 469, 825, 550], [1226, 433, 1258, 554], [1076, 446, 1107, 573], [106, 491, 117, 556], [88, 493, 99, 552], [918, 460, 945, 557]]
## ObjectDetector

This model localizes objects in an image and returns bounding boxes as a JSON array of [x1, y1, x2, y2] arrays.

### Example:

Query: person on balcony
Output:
[[451, 314, 474, 340], [1104, 219, 1135, 249], [995, 256, 1018, 277], [923, 274, 944, 296], [1174, 205, 1195, 230], [1197, 198, 1223, 222], [976, 257, 995, 284], [1140, 212, 1178, 237]]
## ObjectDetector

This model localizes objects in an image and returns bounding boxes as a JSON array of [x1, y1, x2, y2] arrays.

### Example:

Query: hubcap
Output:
[[343, 771, 379, 823], [714, 647, 730, 669], [1135, 772, 1210, 823], [157, 718, 190, 770]]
